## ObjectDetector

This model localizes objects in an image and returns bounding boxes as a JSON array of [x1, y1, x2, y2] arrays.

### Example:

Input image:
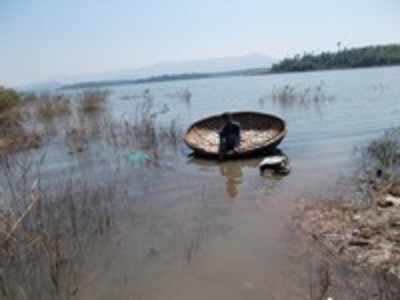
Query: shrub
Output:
[[0, 86, 19, 112]]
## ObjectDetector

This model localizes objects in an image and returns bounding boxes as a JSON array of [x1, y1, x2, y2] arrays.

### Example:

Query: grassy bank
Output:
[[296, 128, 400, 299]]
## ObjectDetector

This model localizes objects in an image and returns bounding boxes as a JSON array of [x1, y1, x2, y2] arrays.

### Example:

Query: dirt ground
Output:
[[297, 184, 400, 282]]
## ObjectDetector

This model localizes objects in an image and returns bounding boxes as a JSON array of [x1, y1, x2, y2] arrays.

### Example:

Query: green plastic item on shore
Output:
[[127, 151, 151, 164]]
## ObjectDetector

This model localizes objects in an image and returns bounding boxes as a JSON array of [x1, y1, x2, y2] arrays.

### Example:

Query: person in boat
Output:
[[218, 112, 241, 159]]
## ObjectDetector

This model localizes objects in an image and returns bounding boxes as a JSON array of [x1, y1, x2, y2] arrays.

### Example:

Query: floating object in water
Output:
[[259, 155, 287, 169], [274, 164, 291, 175], [184, 111, 287, 159], [259, 154, 291, 176], [127, 151, 151, 164]]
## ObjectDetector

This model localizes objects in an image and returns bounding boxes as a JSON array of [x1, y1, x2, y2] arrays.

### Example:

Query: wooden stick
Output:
[[3, 182, 40, 244]]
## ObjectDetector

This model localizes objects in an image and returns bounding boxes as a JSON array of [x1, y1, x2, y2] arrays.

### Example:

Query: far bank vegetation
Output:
[[272, 44, 400, 73]]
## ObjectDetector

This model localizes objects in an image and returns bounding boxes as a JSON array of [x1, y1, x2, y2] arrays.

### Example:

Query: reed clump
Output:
[[0, 88, 41, 153], [0, 153, 118, 299], [271, 81, 334, 109], [35, 93, 72, 121], [78, 89, 109, 114]]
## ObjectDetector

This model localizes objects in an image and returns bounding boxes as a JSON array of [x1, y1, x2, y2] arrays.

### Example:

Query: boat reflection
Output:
[[186, 148, 290, 199], [219, 162, 243, 198], [186, 157, 261, 199]]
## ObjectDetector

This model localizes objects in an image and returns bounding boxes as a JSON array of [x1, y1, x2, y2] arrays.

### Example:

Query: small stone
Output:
[[389, 184, 400, 197], [378, 197, 394, 208], [360, 227, 374, 239], [380, 194, 400, 207]]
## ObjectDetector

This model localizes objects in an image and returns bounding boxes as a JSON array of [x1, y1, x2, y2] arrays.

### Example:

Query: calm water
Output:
[[43, 67, 400, 299]]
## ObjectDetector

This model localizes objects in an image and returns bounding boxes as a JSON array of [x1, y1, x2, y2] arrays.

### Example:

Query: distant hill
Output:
[[23, 54, 276, 91], [60, 68, 270, 90], [106, 54, 276, 80]]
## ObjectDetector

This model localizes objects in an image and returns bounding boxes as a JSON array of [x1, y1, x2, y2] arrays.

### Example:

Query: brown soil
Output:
[[297, 188, 400, 281]]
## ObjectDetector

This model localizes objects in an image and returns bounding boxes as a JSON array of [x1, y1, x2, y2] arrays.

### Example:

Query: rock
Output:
[[389, 184, 400, 197], [378, 194, 400, 208], [378, 198, 393, 208], [360, 227, 374, 239]]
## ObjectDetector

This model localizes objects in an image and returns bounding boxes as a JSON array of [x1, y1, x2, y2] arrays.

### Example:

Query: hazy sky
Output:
[[1, 0, 399, 86]]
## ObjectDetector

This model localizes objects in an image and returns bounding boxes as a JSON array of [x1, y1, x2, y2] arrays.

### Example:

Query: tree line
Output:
[[271, 44, 400, 73]]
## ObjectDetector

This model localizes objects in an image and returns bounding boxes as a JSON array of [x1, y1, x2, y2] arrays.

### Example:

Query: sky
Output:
[[1, 0, 399, 87]]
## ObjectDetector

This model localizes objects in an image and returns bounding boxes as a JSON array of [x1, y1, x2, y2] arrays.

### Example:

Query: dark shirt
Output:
[[219, 121, 241, 140]]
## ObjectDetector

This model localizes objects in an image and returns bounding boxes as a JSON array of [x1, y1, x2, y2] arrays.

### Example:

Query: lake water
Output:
[[24, 67, 400, 298]]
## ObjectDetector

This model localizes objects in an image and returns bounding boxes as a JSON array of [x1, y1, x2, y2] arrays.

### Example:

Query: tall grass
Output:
[[35, 94, 71, 121], [78, 90, 109, 114], [0, 86, 186, 299], [102, 94, 181, 157], [0, 88, 41, 154], [351, 127, 400, 204], [270, 81, 334, 109], [0, 152, 118, 300]]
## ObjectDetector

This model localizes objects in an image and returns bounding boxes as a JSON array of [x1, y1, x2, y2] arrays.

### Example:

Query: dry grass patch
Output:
[[35, 94, 71, 121], [295, 129, 400, 299], [78, 89, 109, 114], [0, 154, 118, 299], [0, 88, 42, 153]]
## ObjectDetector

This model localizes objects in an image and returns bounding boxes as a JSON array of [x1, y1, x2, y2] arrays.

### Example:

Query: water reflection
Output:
[[187, 158, 261, 199], [219, 162, 243, 198]]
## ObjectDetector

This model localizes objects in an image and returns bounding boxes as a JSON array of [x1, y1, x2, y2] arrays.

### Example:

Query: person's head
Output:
[[222, 112, 233, 124]]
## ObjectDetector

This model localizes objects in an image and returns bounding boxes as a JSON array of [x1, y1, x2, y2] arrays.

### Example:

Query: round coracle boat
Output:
[[184, 111, 287, 158]]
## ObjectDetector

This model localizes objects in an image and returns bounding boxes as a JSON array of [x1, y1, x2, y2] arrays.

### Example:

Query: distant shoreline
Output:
[[61, 44, 400, 90], [59, 68, 269, 90], [59, 63, 400, 91]]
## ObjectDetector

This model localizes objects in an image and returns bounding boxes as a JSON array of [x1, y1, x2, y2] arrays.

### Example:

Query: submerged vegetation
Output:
[[78, 89, 109, 114], [0, 153, 118, 299], [0, 85, 187, 299], [258, 81, 334, 110], [271, 44, 400, 73], [35, 94, 72, 121]]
